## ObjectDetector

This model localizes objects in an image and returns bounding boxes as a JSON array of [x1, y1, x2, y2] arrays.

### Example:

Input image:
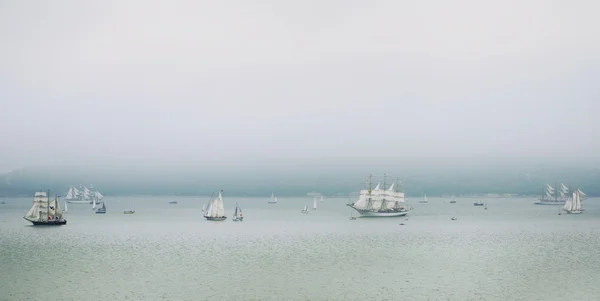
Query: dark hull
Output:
[[29, 220, 67, 226], [205, 216, 227, 221], [95, 211, 106, 214]]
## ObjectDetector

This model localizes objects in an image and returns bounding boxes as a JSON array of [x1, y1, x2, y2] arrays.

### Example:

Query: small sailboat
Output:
[[204, 190, 227, 221], [313, 197, 317, 210], [320, 195, 324, 202], [123, 210, 135, 214], [92, 196, 97, 210], [419, 194, 428, 203], [301, 204, 309, 214], [23, 191, 67, 226], [63, 200, 68, 213], [473, 200, 484, 206], [232, 203, 243, 222], [95, 202, 106, 214], [169, 200, 178, 204], [449, 195, 456, 203], [268, 192, 278, 204], [349, 211, 356, 220], [451, 217, 458, 221]]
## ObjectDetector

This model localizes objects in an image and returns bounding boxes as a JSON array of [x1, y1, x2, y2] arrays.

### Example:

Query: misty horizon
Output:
[[1, 0, 599, 193]]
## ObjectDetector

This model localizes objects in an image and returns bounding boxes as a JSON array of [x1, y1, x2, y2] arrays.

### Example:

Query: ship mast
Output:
[[380, 173, 387, 211]]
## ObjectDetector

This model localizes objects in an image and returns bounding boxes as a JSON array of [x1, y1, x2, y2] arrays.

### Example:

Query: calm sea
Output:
[[1, 196, 599, 301]]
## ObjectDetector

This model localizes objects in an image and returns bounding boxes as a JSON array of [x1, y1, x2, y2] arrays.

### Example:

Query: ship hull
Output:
[[205, 216, 227, 221], [533, 200, 566, 205], [66, 200, 93, 204], [26, 219, 67, 226], [357, 210, 409, 217]]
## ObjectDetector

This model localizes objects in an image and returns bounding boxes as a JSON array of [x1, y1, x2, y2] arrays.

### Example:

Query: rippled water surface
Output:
[[1, 196, 599, 301]]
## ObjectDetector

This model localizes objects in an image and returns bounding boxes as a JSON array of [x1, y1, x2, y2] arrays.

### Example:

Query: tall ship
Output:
[[23, 191, 67, 226], [64, 184, 104, 204], [347, 173, 410, 217], [204, 190, 227, 221], [533, 182, 569, 205]]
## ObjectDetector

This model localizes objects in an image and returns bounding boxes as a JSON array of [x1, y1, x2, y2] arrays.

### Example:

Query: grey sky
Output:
[[1, 0, 599, 171]]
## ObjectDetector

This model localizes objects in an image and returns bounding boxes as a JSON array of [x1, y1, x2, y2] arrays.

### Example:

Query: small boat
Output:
[[169, 200, 178, 204], [349, 211, 357, 220], [63, 200, 68, 213], [301, 204, 309, 214], [320, 195, 324, 202], [451, 217, 457, 221], [312, 197, 317, 210], [204, 190, 227, 221], [123, 210, 135, 214], [0, 199, 5, 204], [473, 201, 484, 206], [232, 203, 243, 222], [449, 196, 456, 204], [399, 223, 405, 226], [95, 202, 106, 214], [23, 191, 67, 226], [268, 192, 278, 204], [419, 194, 428, 203]]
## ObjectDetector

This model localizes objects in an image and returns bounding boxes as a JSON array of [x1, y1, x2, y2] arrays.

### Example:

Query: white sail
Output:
[[92, 197, 97, 209], [546, 184, 554, 192], [24, 192, 49, 222], [64, 200, 68, 213], [205, 200, 214, 217], [64, 186, 80, 200], [313, 197, 317, 210], [573, 192, 582, 211], [576, 189, 586, 197], [561, 183, 569, 193], [564, 193, 575, 211], [205, 191, 225, 217], [95, 191, 103, 200], [424, 194, 428, 202], [303, 204, 308, 211], [202, 204, 207, 212], [387, 183, 395, 191], [320, 195, 324, 202], [374, 183, 381, 190]]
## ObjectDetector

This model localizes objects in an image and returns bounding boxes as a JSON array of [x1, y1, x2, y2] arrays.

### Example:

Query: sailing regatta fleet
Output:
[[20, 174, 591, 226]]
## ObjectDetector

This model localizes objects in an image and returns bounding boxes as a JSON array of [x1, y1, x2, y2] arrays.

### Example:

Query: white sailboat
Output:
[[347, 173, 411, 217], [23, 191, 67, 225], [320, 195, 324, 202], [204, 190, 227, 221], [232, 203, 243, 221], [301, 204, 309, 214], [63, 200, 68, 213], [313, 197, 317, 210], [92, 196, 97, 210], [419, 194, 428, 203], [268, 192, 278, 204], [563, 190, 584, 214]]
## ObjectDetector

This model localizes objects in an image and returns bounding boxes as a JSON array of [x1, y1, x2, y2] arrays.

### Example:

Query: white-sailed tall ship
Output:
[[23, 191, 67, 226], [65, 184, 104, 204], [563, 190, 584, 214], [347, 173, 410, 217], [533, 182, 569, 205], [204, 190, 227, 221]]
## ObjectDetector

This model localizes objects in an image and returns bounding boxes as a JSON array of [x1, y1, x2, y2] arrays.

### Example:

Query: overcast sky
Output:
[[1, 0, 598, 171]]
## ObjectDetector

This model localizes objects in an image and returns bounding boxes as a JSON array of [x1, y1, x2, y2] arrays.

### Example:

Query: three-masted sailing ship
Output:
[[534, 182, 569, 205], [23, 191, 67, 226], [347, 173, 410, 217], [204, 190, 227, 221], [64, 184, 104, 204]]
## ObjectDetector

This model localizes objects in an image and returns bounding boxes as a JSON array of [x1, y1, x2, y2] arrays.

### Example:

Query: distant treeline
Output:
[[1, 164, 598, 197]]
